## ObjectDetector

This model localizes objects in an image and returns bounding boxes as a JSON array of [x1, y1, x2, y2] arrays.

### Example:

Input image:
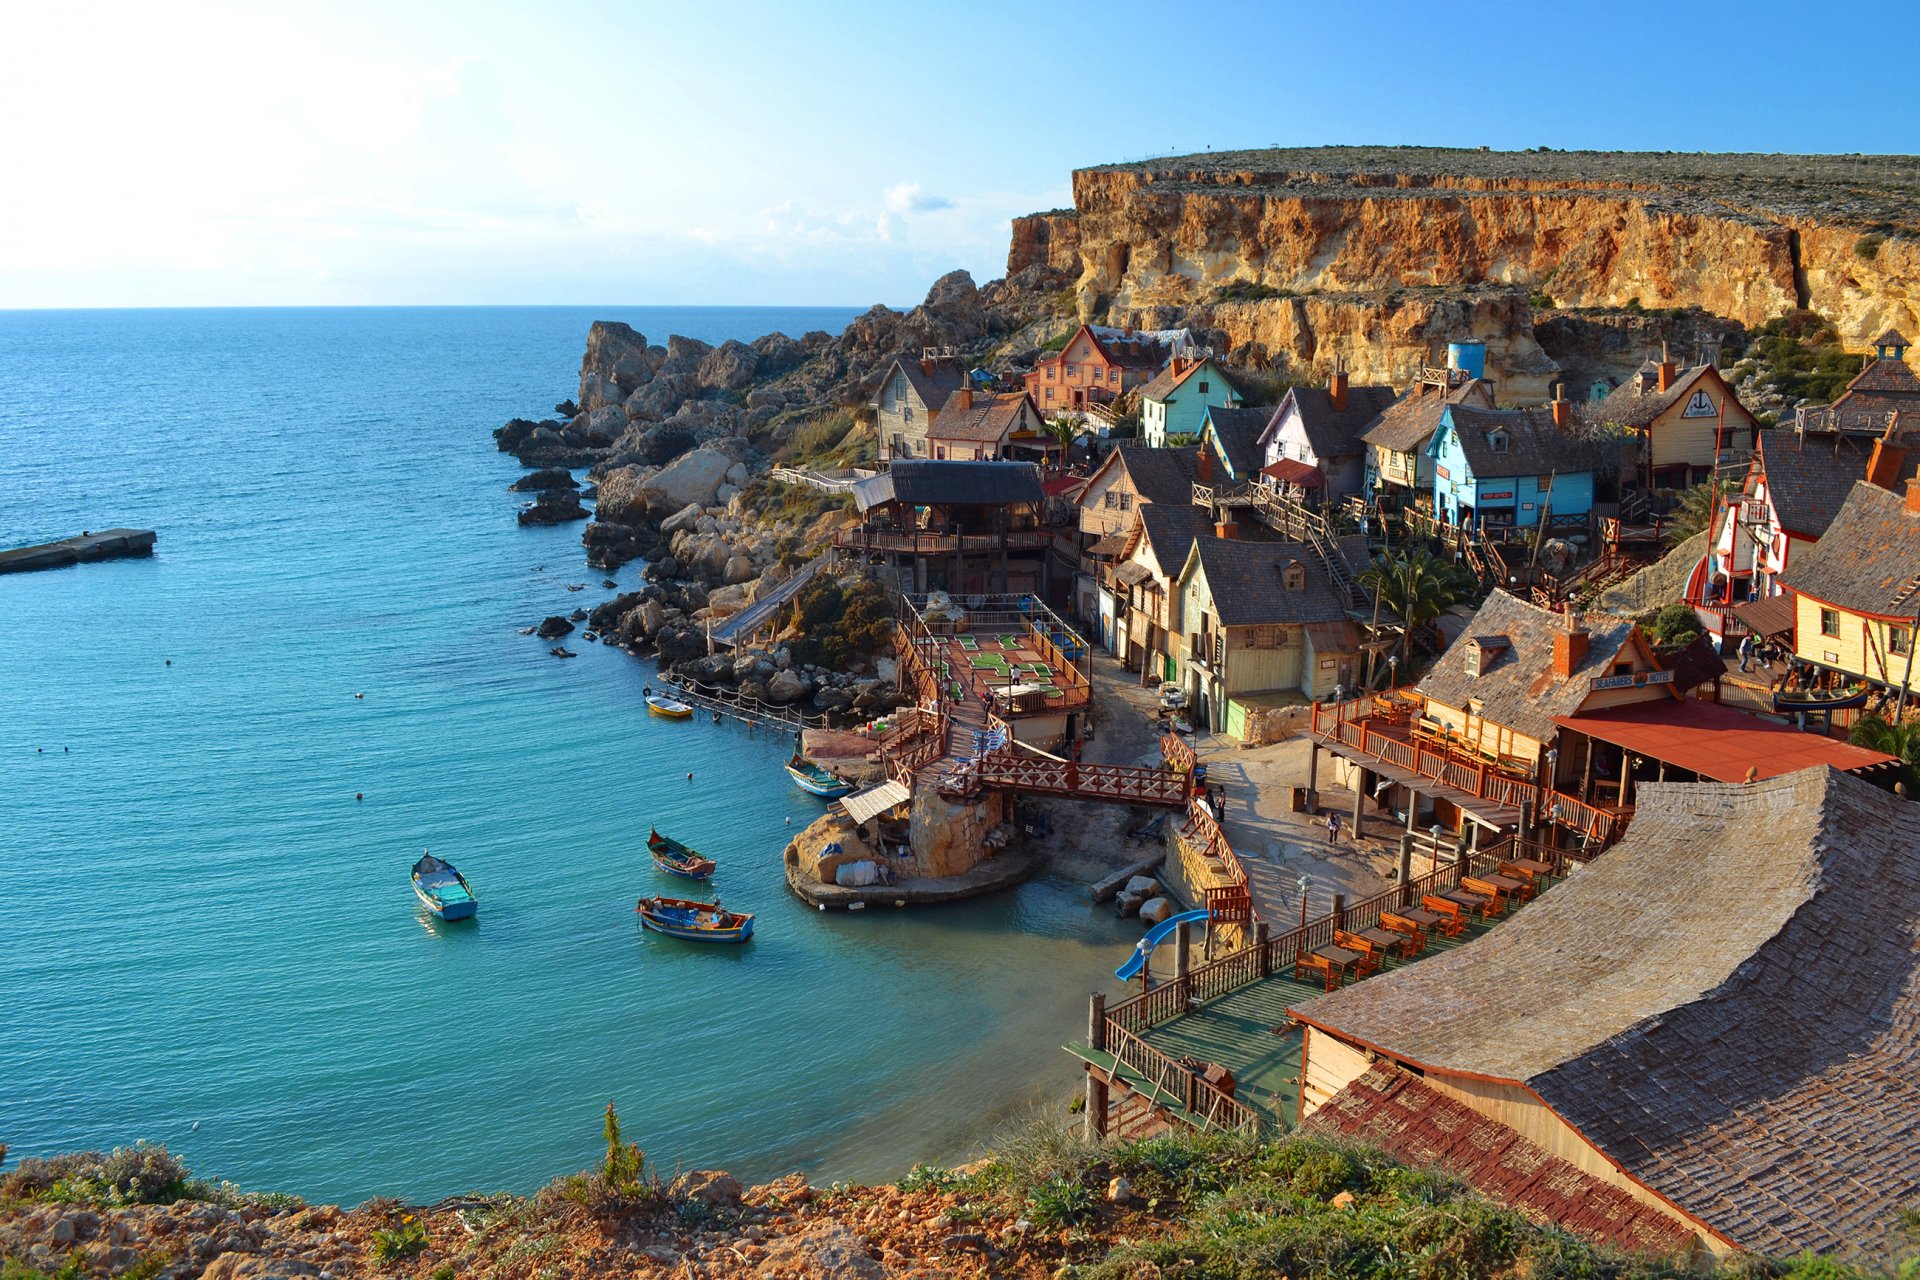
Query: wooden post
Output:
[[1174, 920, 1191, 979], [1397, 835, 1413, 895], [1255, 921, 1271, 977], [1332, 892, 1346, 932], [1086, 992, 1109, 1140], [1306, 742, 1320, 813], [1352, 769, 1365, 835]]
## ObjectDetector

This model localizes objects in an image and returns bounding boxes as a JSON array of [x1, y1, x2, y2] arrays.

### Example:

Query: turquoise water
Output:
[[0, 308, 1134, 1204]]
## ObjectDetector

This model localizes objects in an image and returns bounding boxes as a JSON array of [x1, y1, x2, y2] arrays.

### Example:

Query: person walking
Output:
[[1326, 811, 1342, 845], [1738, 634, 1754, 673]]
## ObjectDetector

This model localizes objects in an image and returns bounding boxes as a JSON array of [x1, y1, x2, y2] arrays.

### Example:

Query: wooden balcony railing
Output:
[[834, 527, 1059, 556], [1103, 1021, 1261, 1135]]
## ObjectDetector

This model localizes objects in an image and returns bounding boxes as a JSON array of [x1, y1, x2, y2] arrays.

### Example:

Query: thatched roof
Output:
[[1293, 766, 1920, 1258]]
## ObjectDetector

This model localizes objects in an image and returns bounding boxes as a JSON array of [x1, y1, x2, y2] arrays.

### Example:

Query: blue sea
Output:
[[0, 307, 1134, 1204]]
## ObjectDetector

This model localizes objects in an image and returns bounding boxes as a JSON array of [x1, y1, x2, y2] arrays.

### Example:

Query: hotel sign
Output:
[[1590, 669, 1673, 691]]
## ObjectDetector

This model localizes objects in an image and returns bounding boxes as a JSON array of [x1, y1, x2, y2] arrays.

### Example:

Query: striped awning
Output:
[[840, 779, 911, 826]]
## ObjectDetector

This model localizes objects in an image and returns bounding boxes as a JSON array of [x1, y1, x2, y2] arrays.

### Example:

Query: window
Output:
[[1108, 369, 1119, 384], [1612, 662, 1632, 677], [1488, 431, 1509, 453], [1067, 364, 1078, 377], [1046, 366, 1056, 380], [902, 406, 912, 422], [1118, 492, 1133, 511], [1538, 474, 1553, 492], [1282, 560, 1307, 591], [1893, 626, 1912, 655], [1821, 609, 1840, 637], [1078, 347, 1091, 359], [1045, 388, 1054, 402], [1103, 492, 1119, 509], [1198, 381, 1210, 393], [935, 446, 947, 460]]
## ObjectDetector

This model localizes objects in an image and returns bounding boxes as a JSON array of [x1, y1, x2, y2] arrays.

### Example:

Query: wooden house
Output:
[[1197, 405, 1270, 487], [1794, 328, 1920, 434], [1585, 351, 1759, 491], [1776, 471, 1920, 706], [1360, 372, 1496, 505], [1075, 445, 1201, 642], [1256, 369, 1396, 506], [1172, 532, 1359, 737], [925, 389, 1056, 463], [838, 460, 1061, 600], [1428, 403, 1614, 532], [1023, 324, 1170, 415], [1296, 765, 1920, 1261], [874, 352, 967, 462], [1104, 503, 1217, 682], [1139, 356, 1242, 447]]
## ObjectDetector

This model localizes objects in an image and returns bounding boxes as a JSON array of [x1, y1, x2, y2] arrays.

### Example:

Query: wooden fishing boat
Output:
[[785, 754, 853, 798], [647, 828, 716, 879], [646, 694, 693, 719], [1773, 684, 1870, 714], [411, 852, 477, 920], [635, 896, 754, 943]]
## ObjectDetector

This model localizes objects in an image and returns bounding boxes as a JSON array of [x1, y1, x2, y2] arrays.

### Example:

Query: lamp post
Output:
[[1387, 654, 1398, 692], [1430, 822, 1443, 876], [1298, 875, 1310, 933]]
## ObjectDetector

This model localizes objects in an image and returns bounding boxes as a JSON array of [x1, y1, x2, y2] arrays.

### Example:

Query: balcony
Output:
[[832, 526, 1060, 556]]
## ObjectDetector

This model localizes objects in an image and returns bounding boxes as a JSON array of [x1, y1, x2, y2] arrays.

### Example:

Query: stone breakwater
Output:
[[0, 528, 156, 574]]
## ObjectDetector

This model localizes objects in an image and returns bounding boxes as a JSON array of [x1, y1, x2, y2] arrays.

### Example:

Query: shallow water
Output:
[[0, 307, 1134, 1202]]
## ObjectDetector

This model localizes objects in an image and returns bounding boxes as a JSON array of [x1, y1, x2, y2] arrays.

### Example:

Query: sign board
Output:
[[1522, 501, 1536, 512], [1682, 390, 1718, 418], [1435, 464, 1450, 481], [1481, 490, 1514, 501], [1589, 669, 1674, 691]]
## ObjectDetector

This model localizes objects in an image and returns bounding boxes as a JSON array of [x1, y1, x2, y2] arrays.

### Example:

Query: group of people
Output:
[[1736, 633, 1785, 673]]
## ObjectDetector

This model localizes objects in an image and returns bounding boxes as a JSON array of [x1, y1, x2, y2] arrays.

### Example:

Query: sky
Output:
[[2, 0, 1915, 310]]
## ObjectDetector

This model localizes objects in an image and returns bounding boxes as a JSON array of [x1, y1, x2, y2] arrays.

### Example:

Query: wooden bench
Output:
[[1420, 894, 1468, 936], [1379, 910, 1433, 955], [1460, 876, 1513, 917], [1439, 887, 1494, 920], [1333, 929, 1388, 974], [1495, 863, 1543, 900], [1294, 950, 1340, 991]]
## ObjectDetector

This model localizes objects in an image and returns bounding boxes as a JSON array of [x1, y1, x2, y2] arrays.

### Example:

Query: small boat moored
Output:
[[648, 828, 717, 879], [785, 754, 854, 799], [635, 895, 755, 943], [412, 852, 477, 920], [1773, 684, 1870, 714], [646, 694, 694, 719]]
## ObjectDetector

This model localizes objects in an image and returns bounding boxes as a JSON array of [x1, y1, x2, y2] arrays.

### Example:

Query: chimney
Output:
[[1552, 625, 1590, 678], [1908, 464, 1920, 516], [1657, 341, 1676, 394], [1868, 415, 1907, 491], [1550, 382, 1571, 430], [1214, 519, 1239, 540], [1330, 363, 1350, 413], [954, 386, 974, 412], [1195, 444, 1213, 484]]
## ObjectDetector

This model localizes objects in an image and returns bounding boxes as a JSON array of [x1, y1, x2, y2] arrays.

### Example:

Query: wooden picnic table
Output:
[[1355, 925, 1410, 959], [1385, 907, 1440, 948], [1295, 943, 1362, 991], [1505, 857, 1553, 878], [1462, 873, 1524, 915], [1332, 930, 1388, 975], [1437, 888, 1492, 923], [1316, 945, 1362, 981]]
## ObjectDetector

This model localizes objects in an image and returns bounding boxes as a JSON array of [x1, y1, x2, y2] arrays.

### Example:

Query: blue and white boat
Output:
[[635, 896, 754, 943], [412, 852, 477, 920], [785, 754, 854, 799]]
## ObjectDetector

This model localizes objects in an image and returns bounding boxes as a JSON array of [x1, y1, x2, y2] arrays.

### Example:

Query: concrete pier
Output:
[[0, 529, 156, 574]]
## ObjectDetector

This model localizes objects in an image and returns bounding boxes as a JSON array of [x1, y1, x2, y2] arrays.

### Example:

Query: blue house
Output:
[[1427, 404, 1613, 531]]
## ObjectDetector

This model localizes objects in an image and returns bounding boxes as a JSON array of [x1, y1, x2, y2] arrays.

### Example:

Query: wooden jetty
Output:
[[0, 529, 156, 575]]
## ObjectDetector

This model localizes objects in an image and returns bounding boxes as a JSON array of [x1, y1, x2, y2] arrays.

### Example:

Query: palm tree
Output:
[[1850, 713, 1920, 793], [1664, 481, 1721, 547], [1359, 549, 1472, 674], [1039, 415, 1081, 470]]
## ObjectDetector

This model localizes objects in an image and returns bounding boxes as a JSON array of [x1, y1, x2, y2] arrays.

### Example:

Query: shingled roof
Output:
[[882, 355, 966, 412], [1184, 535, 1348, 627], [1306, 1062, 1697, 1258], [1292, 766, 1920, 1260], [1203, 405, 1271, 479], [1133, 502, 1219, 571], [1110, 444, 1201, 505], [1270, 383, 1399, 460], [1414, 589, 1636, 742], [1756, 429, 1874, 537], [1361, 379, 1494, 452], [1778, 480, 1920, 619], [1587, 363, 1748, 429], [853, 460, 1043, 510], [1440, 404, 1620, 479], [1140, 358, 1237, 406], [928, 391, 1035, 444]]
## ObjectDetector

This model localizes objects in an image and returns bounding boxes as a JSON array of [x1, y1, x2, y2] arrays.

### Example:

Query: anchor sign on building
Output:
[[1682, 390, 1718, 418]]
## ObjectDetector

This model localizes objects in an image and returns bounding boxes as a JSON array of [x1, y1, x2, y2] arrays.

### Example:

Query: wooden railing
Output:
[[1104, 1021, 1261, 1135], [951, 753, 1189, 806], [896, 623, 946, 708], [1107, 836, 1584, 1042], [1307, 700, 1623, 846], [833, 527, 1059, 555]]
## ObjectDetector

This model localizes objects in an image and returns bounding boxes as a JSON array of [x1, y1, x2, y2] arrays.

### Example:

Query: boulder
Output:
[[669, 1169, 743, 1210], [535, 616, 574, 640], [697, 339, 759, 390], [724, 461, 749, 487], [707, 583, 751, 614], [714, 483, 740, 505], [733, 653, 774, 683], [657, 334, 714, 378], [517, 489, 588, 525], [766, 669, 808, 703], [1139, 897, 1174, 926], [684, 654, 736, 685], [508, 467, 578, 492], [660, 502, 704, 536], [723, 554, 756, 584], [578, 321, 654, 410], [579, 404, 627, 446], [639, 448, 733, 516], [1107, 1176, 1133, 1205], [1124, 875, 1162, 898]]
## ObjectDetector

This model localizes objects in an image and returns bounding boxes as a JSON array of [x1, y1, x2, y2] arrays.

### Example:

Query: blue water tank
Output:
[[1446, 341, 1487, 380]]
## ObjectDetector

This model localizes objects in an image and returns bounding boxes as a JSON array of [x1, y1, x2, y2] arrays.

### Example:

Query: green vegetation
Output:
[[738, 477, 853, 529], [1, 1143, 194, 1208], [1855, 232, 1887, 262], [784, 575, 894, 669], [1643, 602, 1703, 649], [1850, 714, 1920, 793], [1529, 290, 1556, 310], [1041, 330, 1076, 352], [601, 1101, 645, 1197], [774, 410, 874, 468], [1663, 482, 1723, 547], [1360, 550, 1476, 669], [1745, 311, 1863, 411], [368, 1215, 428, 1267], [1211, 280, 1299, 305]]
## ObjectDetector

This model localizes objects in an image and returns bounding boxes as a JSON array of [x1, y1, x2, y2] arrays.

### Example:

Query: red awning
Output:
[[1261, 458, 1325, 486], [1551, 699, 1896, 783]]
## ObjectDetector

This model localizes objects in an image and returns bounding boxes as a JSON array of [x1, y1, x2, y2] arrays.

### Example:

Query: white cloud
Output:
[[883, 183, 954, 215]]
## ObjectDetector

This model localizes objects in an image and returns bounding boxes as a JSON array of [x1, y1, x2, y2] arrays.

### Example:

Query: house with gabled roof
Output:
[[1361, 374, 1496, 505], [1294, 765, 1920, 1262], [874, 352, 968, 462], [1140, 356, 1242, 447], [1197, 404, 1270, 485], [1257, 368, 1396, 506], [1777, 471, 1920, 704], [1172, 532, 1358, 736], [1796, 328, 1920, 434], [1586, 350, 1758, 491], [1107, 503, 1219, 682], [1023, 324, 1171, 415], [1428, 403, 1617, 532], [924, 389, 1055, 463], [1074, 445, 1202, 641]]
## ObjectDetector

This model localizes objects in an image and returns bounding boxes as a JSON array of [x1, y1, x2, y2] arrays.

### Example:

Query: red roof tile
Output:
[[1551, 698, 1894, 782]]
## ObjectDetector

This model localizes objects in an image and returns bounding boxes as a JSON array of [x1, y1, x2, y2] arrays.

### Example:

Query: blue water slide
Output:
[[1113, 909, 1212, 980]]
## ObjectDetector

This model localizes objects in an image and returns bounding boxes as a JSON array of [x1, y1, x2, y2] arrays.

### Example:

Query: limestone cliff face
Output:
[[1009, 151, 1920, 387]]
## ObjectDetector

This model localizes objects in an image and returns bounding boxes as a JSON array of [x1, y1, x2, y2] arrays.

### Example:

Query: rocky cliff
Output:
[[1012, 147, 1920, 389]]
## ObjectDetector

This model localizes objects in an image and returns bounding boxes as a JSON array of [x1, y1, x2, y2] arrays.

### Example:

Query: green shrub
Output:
[[784, 576, 895, 670], [1747, 311, 1864, 409], [601, 1102, 644, 1196], [1026, 1174, 1097, 1229], [1855, 233, 1886, 262], [1643, 602, 1703, 648], [1529, 290, 1556, 309], [895, 1164, 963, 1194], [367, 1215, 428, 1266]]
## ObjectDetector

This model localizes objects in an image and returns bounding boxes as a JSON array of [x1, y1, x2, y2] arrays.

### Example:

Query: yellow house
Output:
[[1778, 475, 1920, 698], [1589, 354, 1758, 490]]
